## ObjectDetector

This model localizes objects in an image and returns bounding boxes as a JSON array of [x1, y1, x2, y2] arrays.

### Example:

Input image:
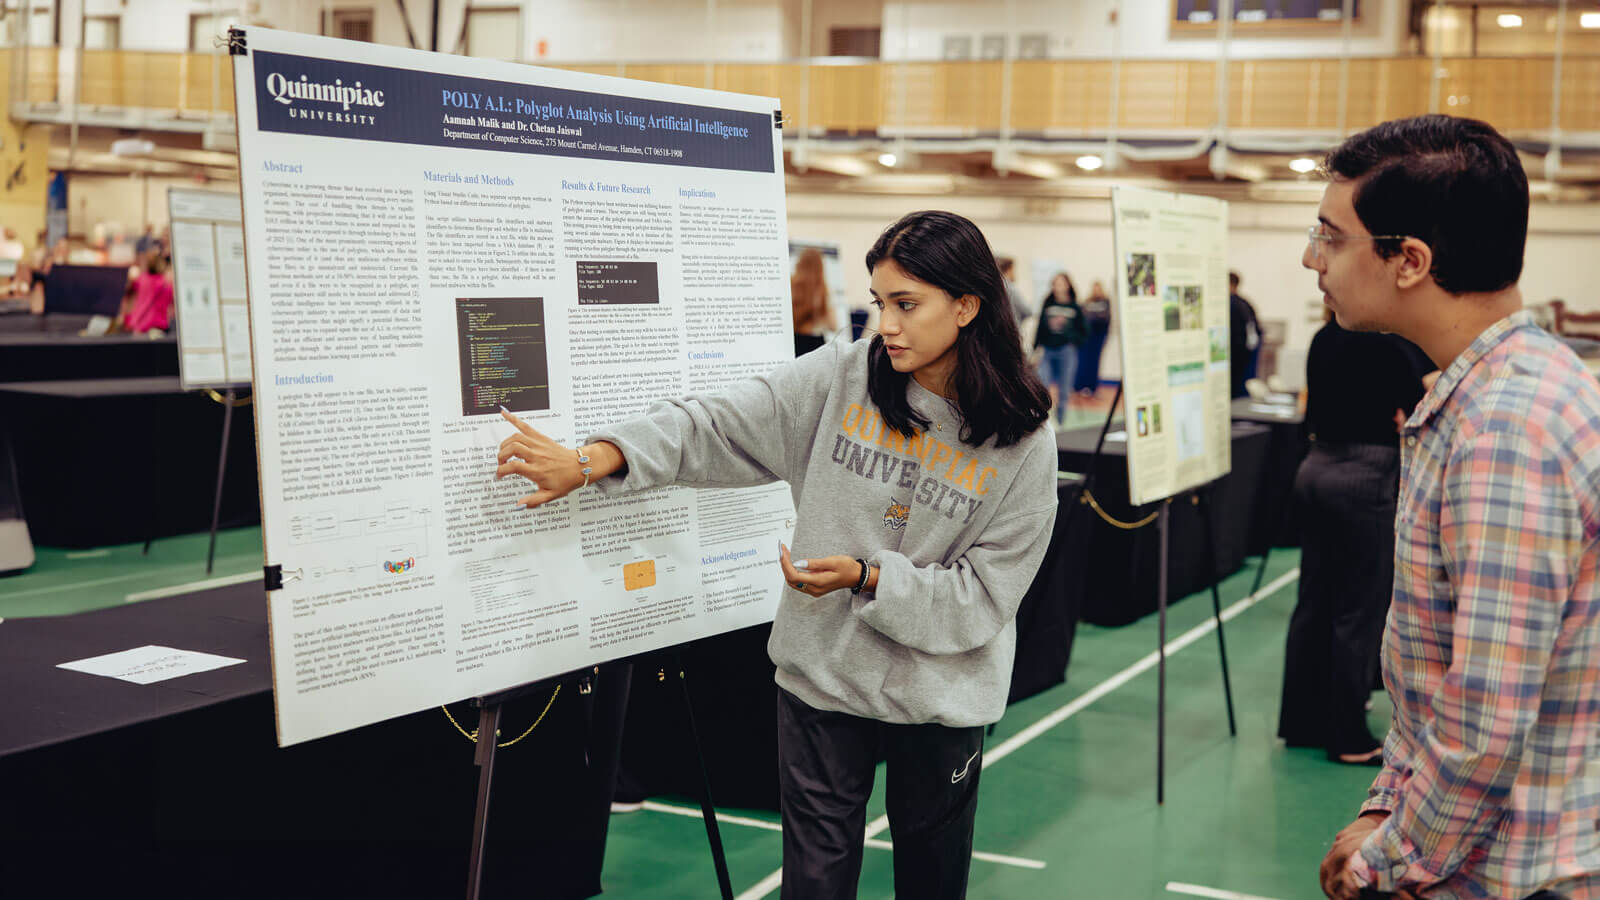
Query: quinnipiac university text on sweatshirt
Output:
[[588, 337, 1058, 727]]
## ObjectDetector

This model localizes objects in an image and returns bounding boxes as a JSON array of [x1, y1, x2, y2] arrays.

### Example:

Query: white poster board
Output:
[[1110, 187, 1232, 506], [232, 28, 795, 746], [169, 188, 252, 389]]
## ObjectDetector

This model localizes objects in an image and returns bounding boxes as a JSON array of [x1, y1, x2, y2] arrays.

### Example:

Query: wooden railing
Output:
[[551, 56, 1600, 137], [5, 48, 1598, 137], [2, 48, 233, 115], [77, 49, 234, 113]]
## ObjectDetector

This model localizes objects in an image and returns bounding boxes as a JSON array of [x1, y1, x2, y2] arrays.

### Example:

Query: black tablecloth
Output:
[[613, 479, 1093, 811], [1231, 399, 1308, 552], [0, 314, 179, 382], [1056, 421, 1270, 626], [0, 583, 622, 900], [0, 377, 259, 547]]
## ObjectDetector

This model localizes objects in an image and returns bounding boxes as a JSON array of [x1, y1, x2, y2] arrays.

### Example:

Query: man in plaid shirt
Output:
[[1310, 115, 1600, 900]]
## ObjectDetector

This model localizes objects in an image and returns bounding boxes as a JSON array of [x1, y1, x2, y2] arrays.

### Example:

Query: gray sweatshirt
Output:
[[588, 337, 1058, 727]]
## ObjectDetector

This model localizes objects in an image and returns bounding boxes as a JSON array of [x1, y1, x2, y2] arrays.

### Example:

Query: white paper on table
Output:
[[57, 645, 247, 685], [1247, 402, 1298, 418]]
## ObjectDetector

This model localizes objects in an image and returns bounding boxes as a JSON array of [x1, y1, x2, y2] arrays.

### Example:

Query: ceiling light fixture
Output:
[[110, 138, 156, 157], [1288, 157, 1318, 174], [1497, 13, 1522, 28], [1075, 155, 1104, 171], [877, 152, 897, 167], [1581, 12, 1600, 28]]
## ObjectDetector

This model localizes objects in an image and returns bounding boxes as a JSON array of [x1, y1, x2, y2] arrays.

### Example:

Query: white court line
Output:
[[124, 570, 261, 603], [1166, 881, 1285, 900], [733, 567, 1302, 900], [641, 801, 1047, 870], [4, 570, 178, 600], [963, 849, 1047, 870], [644, 801, 783, 833], [64, 549, 111, 559]]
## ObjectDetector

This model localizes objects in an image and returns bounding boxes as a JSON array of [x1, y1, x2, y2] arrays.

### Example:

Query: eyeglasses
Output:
[[1305, 226, 1410, 261]]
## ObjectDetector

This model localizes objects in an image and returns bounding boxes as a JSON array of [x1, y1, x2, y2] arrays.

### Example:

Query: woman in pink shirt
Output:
[[124, 252, 172, 334]]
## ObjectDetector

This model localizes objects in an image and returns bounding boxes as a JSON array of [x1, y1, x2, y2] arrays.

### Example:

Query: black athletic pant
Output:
[[1278, 442, 1400, 756], [776, 687, 985, 900]]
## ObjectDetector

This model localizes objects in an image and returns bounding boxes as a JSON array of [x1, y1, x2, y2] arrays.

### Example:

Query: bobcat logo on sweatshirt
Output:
[[883, 499, 910, 531]]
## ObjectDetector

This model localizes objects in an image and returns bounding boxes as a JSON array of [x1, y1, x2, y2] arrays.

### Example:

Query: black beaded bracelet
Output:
[[851, 557, 871, 594]]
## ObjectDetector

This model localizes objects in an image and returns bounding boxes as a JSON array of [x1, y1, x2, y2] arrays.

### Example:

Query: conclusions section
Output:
[[455, 297, 551, 415]]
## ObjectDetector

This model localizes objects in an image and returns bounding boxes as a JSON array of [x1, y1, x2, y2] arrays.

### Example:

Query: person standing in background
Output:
[[1229, 271, 1261, 398], [122, 251, 173, 334], [1075, 280, 1112, 397], [790, 247, 833, 357], [1033, 272, 1086, 422], [997, 257, 1032, 327], [0, 227, 26, 261], [1278, 308, 1432, 768]]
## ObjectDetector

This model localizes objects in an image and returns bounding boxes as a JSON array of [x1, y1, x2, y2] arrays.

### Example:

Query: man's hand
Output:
[[1321, 812, 1387, 899]]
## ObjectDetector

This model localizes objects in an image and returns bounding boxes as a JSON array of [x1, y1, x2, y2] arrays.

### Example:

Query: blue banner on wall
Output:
[[250, 50, 776, 174], [45, 171, 67, 247]]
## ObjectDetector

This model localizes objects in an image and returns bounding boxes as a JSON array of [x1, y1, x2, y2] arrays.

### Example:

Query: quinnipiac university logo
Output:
[[264, 71, 385, 125]]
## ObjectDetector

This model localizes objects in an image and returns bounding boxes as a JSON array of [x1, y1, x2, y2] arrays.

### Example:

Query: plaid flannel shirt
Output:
[[1347, 310, 1600, 899]]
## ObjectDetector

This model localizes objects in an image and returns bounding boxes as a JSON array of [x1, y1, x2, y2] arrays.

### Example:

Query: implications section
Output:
[[576, 260, 659, 305], [455, 298, 550, 415]]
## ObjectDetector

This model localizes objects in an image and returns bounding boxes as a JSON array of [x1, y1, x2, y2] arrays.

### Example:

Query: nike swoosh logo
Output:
[[950, 748, 981, 784]]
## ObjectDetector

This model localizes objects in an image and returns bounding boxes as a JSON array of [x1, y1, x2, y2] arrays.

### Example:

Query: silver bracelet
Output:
[[577, 448, 593, 488]]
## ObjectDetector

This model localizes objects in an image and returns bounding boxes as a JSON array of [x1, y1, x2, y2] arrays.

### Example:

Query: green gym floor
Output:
[[0, 519, 1384, 900]]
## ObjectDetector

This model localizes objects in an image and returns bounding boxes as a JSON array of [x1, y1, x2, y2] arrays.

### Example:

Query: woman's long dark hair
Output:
[[864, 211, 1051, 448], [1044, 271, 1076, 306]]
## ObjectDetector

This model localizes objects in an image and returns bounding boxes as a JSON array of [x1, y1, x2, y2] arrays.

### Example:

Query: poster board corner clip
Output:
[[227, 27, 248, 56], [264, 564, 302, 591]]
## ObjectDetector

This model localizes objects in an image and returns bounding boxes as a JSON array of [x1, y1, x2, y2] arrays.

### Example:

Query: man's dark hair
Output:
[[1324, 114, 1527, 295], [1228, 271, 1241, 290], [864, 211, 1050, 448]]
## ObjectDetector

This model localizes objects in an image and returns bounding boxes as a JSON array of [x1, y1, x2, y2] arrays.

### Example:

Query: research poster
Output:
[[232, 28, 795, 746], [169, 187, 252, 388], [1109, 186, 1231, 506]]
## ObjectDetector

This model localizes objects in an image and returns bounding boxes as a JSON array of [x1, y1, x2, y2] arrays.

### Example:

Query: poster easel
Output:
[[149, 186, 253, 572], [1068, 384, 1237, 804], [462, 654, 734, 900], [1104, 186, 1238, 802]]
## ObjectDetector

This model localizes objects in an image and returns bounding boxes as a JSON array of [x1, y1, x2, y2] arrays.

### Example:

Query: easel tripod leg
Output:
[[205, 388, 236, 575], [673, 650, 735, 900], [1195, 489, 1238, 737], [1157, 503, 1168, 806], [465, 702, 501, 900]]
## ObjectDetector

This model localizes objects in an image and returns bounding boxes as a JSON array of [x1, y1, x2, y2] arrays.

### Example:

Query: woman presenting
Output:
[[495, 210, 1058, 899]]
